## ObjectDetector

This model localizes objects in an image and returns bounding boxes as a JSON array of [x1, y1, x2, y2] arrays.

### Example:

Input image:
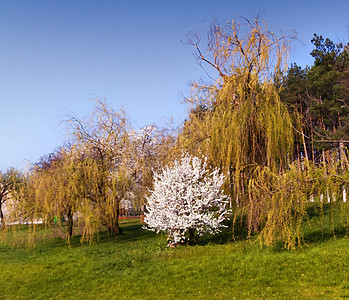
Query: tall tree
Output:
[[20, 100, 173, 242], [67, 98, 132, 236], [179, 17, 295, 231], [280, 34, 349, 156]]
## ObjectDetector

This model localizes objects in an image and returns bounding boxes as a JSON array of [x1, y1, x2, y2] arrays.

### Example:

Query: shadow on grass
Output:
[[3, 208, 349, 251], [193, 216, 250, 246], [303, 202, 349, 243], [97, 222, 158, 244], [193, 204, 349, 249], [303, 227, 348, 244], [0, 219, 160, 249], [306, 203, 333, 220]]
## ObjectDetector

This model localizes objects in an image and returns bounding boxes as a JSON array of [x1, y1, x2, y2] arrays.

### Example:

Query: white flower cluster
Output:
[[129, 124, 158, 158], [144, 153, 230, 244]]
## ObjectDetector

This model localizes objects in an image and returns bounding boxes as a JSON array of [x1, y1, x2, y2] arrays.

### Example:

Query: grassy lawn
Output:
[[1, 218, 349, 299]]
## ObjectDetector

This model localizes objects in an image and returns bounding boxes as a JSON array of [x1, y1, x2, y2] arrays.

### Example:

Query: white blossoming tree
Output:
[[144, 153, 230, 245]]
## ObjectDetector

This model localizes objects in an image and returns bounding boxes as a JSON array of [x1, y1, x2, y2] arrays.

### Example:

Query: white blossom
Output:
[[144, 153, 230, 245]]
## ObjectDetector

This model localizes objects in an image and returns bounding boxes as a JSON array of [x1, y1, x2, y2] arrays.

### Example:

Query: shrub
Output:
[[144, 154, 230, 245]]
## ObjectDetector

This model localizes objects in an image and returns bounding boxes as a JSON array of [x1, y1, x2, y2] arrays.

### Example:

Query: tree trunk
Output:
[[67, 207, 74, 238], [247, 200, 261, 233], [108, 222, 122, 235], [0, 204, 5, 230], [112, 222, 122, 235], [187, 228, 195, 245], [107, 207, 122, 236]]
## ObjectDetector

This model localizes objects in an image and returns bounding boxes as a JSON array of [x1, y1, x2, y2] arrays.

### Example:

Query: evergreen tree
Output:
[[281, 34, 349, 156]]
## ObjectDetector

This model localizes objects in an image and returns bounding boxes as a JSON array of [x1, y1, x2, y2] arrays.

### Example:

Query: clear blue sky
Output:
[[0, 0, 348, 171]]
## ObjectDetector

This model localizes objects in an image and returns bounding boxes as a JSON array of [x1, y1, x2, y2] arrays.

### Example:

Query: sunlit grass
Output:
[[1, 218, 349, 299]]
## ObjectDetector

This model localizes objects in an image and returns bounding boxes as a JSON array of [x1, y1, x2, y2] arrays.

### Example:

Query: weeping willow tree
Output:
[[66, 98, 133, 236], [10, 99, 172, 245], [250, 147, 349, 250], [14, 99, 134, 243], [179, 17, 295, 232], [14, 148, 100, 243], [69, 101, 176, 232], [22, 150, 86, 239]]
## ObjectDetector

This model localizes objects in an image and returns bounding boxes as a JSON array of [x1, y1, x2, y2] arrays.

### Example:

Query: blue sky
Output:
[[0, 0, 348, 171]]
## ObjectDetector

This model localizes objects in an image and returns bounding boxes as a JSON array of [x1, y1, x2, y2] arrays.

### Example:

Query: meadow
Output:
[[1, 212, 349, 300]]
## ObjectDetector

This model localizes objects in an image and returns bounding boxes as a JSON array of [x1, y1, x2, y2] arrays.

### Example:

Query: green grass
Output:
[[1, 218, 349, 299]]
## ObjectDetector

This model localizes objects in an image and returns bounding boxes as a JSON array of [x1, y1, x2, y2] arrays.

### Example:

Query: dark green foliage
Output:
[[281, 34, 349, 155]]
